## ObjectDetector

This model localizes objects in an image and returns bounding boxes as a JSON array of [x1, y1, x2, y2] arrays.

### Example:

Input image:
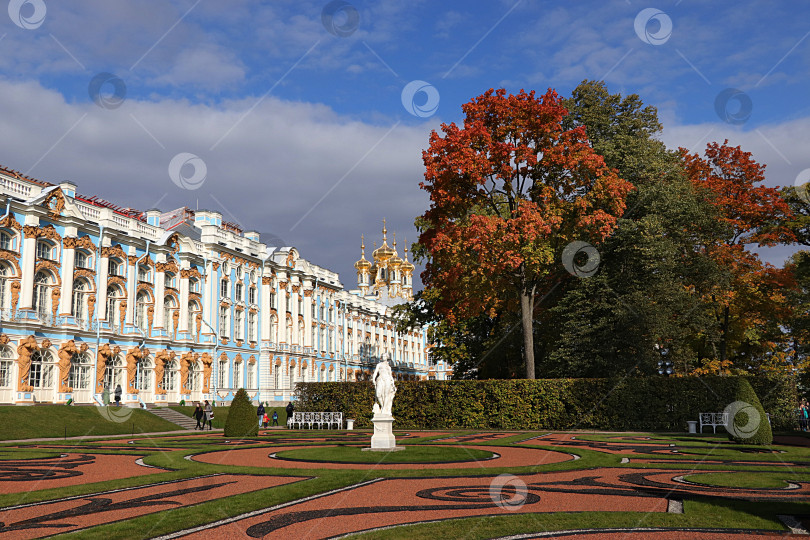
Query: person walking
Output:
[[114, 384, 122, 406], [272, 410, 279, 426], [193, 403, 204, 430], [257, 402, 265, 428], [204, 400, 214, 430], [801, 399, 809, 432], [285, 401, 294, 428]]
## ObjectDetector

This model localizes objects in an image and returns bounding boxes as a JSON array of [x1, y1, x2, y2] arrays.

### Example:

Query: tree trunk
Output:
[[719, 305, 729, 365], [520, 283, 535, 379]]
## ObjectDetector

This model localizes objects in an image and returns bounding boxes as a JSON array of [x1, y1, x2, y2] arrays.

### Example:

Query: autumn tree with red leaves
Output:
[[681, 141, 795, 370], [417, 88, 634, 378]]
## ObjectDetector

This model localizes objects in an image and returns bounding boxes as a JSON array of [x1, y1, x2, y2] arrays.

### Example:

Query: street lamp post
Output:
[[656, 344, 673, 376]]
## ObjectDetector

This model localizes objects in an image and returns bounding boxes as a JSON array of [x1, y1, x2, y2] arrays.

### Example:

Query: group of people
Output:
[[193, 400, 214, 430], [800, 399, 809, 432], [256, 402, 282, 428]]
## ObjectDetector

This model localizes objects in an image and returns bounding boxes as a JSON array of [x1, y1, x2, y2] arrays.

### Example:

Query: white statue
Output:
[[372, 355, 396, 417]]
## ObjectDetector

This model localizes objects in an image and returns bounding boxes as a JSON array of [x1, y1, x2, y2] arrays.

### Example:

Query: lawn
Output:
[[0, 405, 183, 440]]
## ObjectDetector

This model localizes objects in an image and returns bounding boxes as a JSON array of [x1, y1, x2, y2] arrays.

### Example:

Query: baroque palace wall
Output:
[[0, 166, 442, 407]]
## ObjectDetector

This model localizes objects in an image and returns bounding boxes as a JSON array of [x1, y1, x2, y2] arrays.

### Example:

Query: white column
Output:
[[291, 282, 299, 345], [59, 245, 75, 315], [179, 271, 190, 332], [154, 267, 165, 328], [97, 255, 109, 320], [19, 229, 37, 309], [303, 284, 312, 348], [125, 257, 136, 325], [261, 277, 271, 339]]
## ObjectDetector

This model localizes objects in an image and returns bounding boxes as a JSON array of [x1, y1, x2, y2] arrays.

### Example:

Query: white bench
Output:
[[287, 411, 344, 429], [699, 411, 772, 434], [699, 412, 728, 433]]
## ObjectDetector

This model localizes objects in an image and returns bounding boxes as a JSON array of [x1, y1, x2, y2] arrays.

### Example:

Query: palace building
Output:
[[0, 165, 446, 408]]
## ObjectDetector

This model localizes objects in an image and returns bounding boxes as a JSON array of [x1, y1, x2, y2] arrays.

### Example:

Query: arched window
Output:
[[235, 282, 243, 302], [218, 359, 227, 388], [0, 346, 14, 387], [106, 285, 124, 326], [188, 301, 200, 335], [249, 286, 257, 305], [165, 272, 177, 289], [0, 262, 12, 311], [75, 251, 91, 270], [71, 279, 90, 321], [234, 309, 244, 340], [104, 356, 125, 390], [220, 278, 229, 299], [189, 278, 200, 294], [286, 318, 292, 344], [189, 360, 202, 392], [68, 352, 92, 390], [270, 314, 277, 343], [274, 364, 281, 389], [248, 311, 257, 342], [233, 360, 242, 389], [36, 240, 54, 260], [297, 320, 304, 346], [163, 296, 177, 334], [0, 230, 12, 251], [30, 349, 54, 388], [162, 359, 178, 393], [33, 271, 52, 318], [219, 305, 229, 337], [108, 259, 123, 277], [137, 356, 152, 391], [138, 265, 151, 282], [247, 361, 256, 389], [135, 290, 151, 332]]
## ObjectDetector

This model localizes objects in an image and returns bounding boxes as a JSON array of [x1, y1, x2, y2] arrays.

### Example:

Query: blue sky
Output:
[[1, 0, 809, 286]]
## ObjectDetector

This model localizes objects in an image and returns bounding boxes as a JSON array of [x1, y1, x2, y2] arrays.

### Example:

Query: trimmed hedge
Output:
[[295, 375, 798, 432], [727, 378, 773, 445], [224, 388, 258, 438]]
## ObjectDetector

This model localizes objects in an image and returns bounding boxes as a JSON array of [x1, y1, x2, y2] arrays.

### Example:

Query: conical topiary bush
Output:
[[224, 388, 258, 438], [725, 377, 772, 445]]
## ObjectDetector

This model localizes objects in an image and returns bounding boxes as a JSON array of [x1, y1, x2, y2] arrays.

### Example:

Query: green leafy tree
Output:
[[417, 87, 633, 379], [224, 388, 258, 438]]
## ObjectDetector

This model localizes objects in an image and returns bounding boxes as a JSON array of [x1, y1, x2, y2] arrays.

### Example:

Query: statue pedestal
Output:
[[364, 414, 404, 452]]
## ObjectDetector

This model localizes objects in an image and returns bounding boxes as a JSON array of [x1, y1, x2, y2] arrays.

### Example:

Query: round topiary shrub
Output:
[[224, 388, 258, 438], [725, 378, 773, 445]]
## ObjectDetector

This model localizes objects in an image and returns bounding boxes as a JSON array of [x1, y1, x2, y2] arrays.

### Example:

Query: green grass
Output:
[[0, 405, 183, 440], [682, 471, 810, 489], [275, 444, 495, 464]]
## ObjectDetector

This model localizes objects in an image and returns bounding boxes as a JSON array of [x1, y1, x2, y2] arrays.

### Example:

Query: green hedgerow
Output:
[[224, 388, 258, 438], [726, 378, 773, 445]]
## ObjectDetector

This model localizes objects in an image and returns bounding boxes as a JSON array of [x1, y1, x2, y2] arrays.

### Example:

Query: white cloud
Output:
[[0, 78, 433, 287]]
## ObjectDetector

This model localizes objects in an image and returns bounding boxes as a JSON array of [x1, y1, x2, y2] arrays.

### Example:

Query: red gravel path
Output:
[[0, 474, 305, 540], [0, 453, 161, 494], [191, 444, 573, 470]]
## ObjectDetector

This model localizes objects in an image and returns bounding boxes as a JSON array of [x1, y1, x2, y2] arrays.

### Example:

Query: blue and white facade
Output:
[[0, 167, 432, 406]]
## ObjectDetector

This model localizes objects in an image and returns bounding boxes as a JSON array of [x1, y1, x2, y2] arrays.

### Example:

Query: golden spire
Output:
[[402, 237, 415, 271], [354, 234, 371, 271], [373, 219, 395, 261]]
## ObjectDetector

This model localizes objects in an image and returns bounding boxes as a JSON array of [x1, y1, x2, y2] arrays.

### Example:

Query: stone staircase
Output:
[[148, 407, 199, 430]]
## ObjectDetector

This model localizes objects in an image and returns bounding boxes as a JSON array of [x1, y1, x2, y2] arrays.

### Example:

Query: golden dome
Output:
[[389, 233, 403, 267], [372, 219, 395, 261], [401, 239, 415, 272], [354, 235, 372, 271]]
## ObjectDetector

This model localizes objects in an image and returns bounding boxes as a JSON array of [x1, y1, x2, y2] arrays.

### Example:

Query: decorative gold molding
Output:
[[16, 335, 38, 392], [88, 294, 96, 321], [201, 352, 212, 392], [180, 267, 202, 280], [50, 289, 60, 317], [34, 260, 61, 283], [0, 214, 21, 231], [278, 280, 288, 290], [165, 233, 181, 254], [100, 244, 126, 260], [291, 284, 300, 293], [211, 261, 220, 271], [261, 276, 272, 285], [74, 268, 95, 282], [156, 259, 178, 274], [0, 250, 22, 275]]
